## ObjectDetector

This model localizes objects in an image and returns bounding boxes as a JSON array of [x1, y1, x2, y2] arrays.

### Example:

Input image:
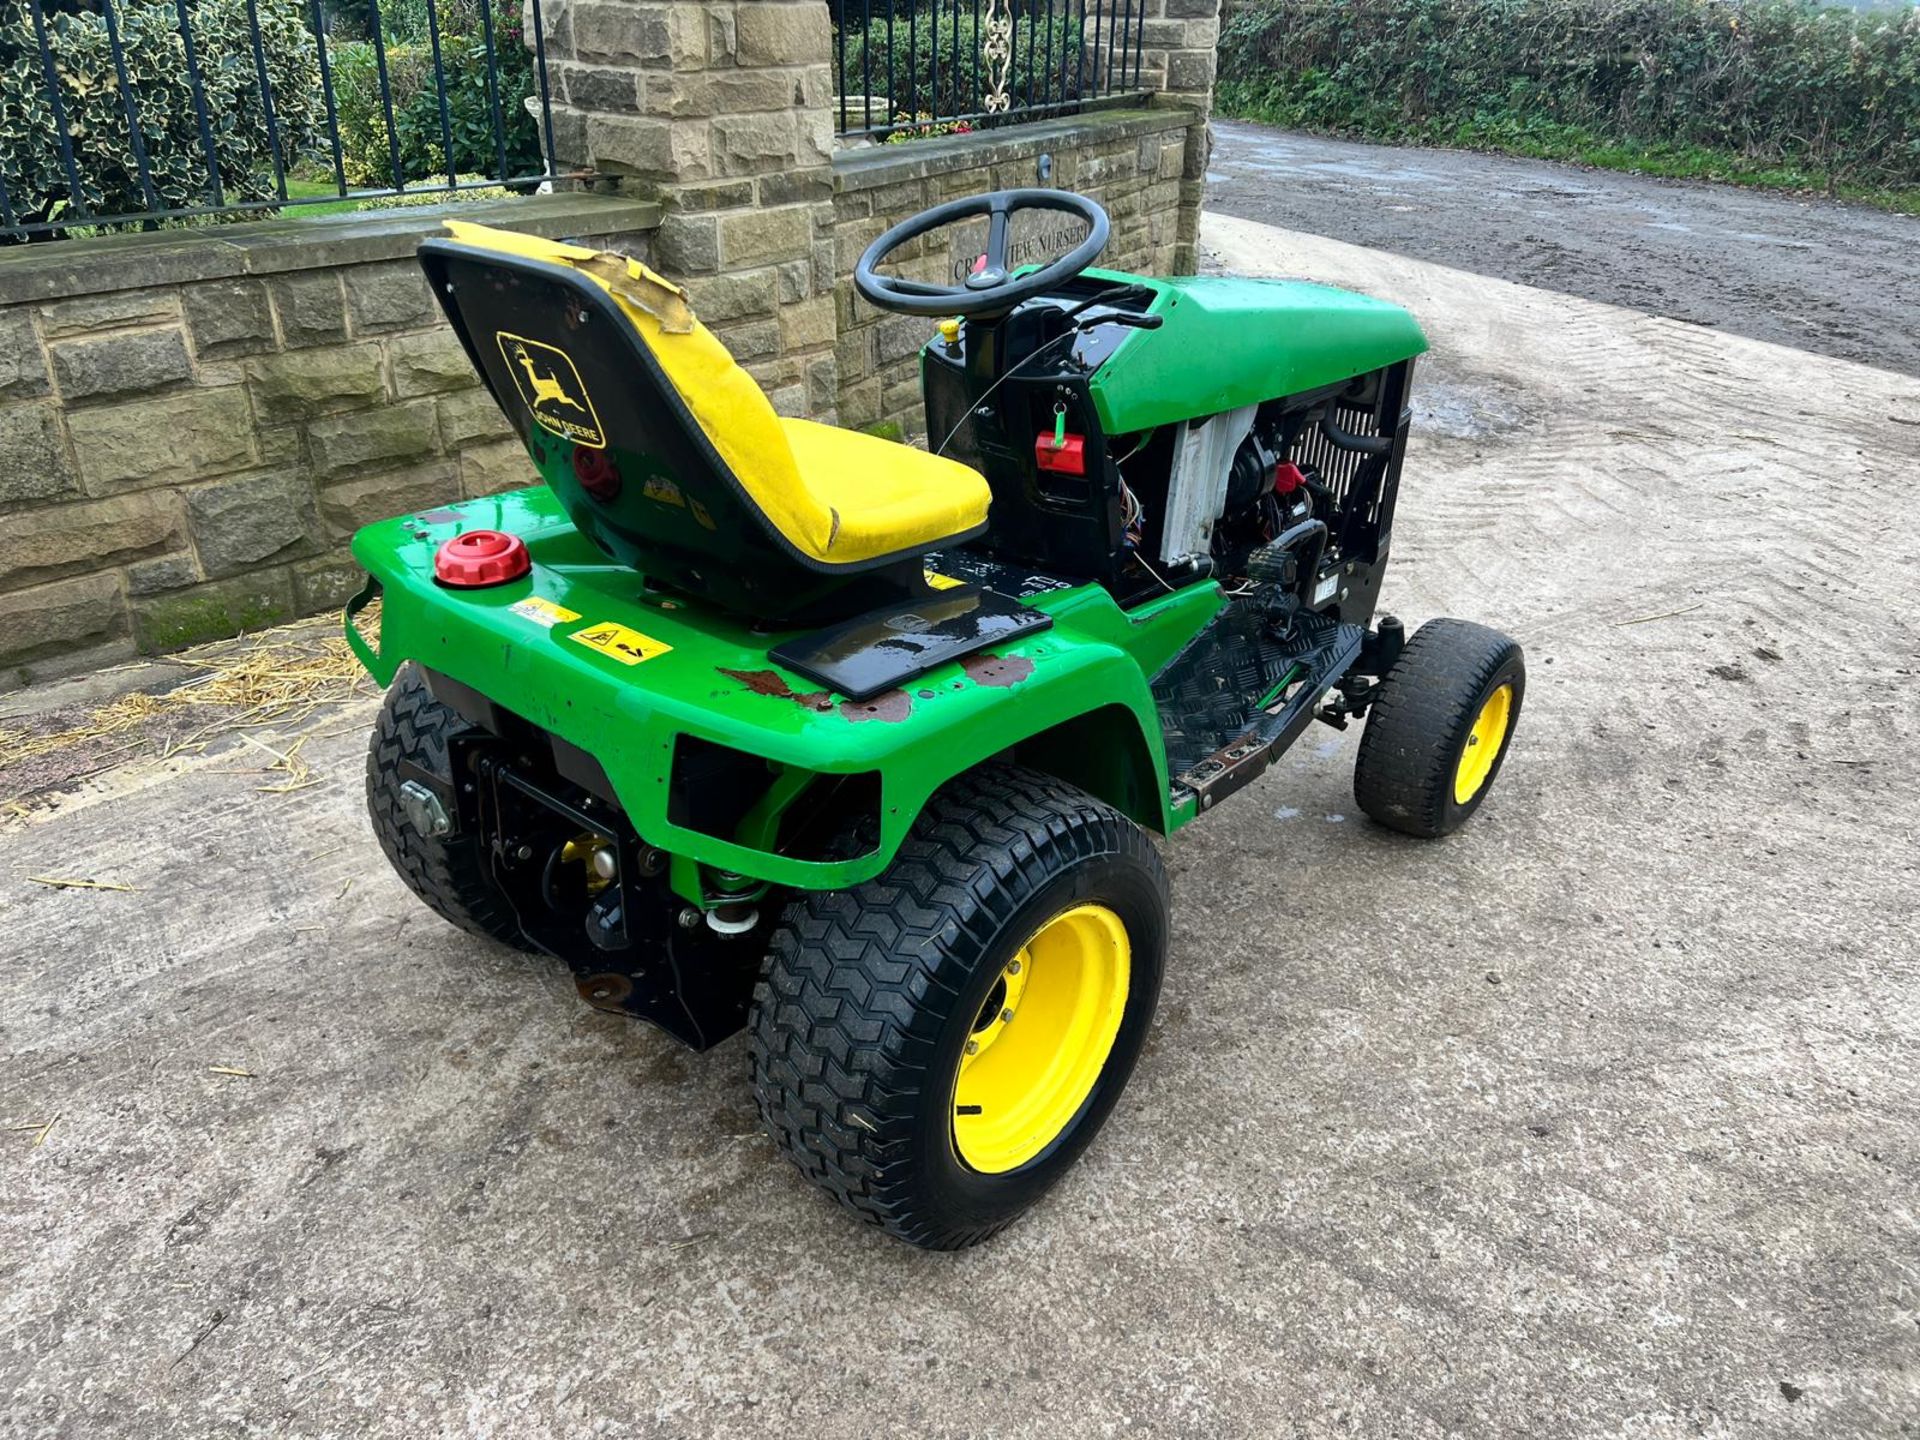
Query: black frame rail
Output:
[[2, 0, 567, 240]]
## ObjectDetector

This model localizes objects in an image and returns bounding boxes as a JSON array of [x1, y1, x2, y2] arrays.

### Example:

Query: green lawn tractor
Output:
[[346, 191, 1524, 1248]]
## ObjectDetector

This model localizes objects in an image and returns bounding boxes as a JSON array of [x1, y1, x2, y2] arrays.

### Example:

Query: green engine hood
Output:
[[1085, 270, 1428, 434]]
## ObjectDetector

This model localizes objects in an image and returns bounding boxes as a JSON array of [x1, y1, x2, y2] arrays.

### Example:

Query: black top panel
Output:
[[768, 588, 1054, 702]]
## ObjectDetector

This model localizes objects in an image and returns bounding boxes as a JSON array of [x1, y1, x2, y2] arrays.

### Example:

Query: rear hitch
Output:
[[450, 741, 765, 1050]]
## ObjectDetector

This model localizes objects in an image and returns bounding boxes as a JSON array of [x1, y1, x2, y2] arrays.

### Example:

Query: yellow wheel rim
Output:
[[951, 903, 1131, 1174], [1453, 682, 1514, 805]]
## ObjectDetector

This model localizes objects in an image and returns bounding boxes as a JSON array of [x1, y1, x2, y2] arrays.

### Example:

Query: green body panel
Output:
[[347, 263, 1424, 896], [347, 486, 1224, 895], [1080, 268, 1429, 435]]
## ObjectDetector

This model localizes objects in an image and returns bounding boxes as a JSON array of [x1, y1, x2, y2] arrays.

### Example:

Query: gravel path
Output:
[[1208, 120, 1920, 377]]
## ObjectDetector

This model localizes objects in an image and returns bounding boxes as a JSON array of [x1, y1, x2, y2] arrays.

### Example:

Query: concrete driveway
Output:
[[3, 212, 1918, 1438]]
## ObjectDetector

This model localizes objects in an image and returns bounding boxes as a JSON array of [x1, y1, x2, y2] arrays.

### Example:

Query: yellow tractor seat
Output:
[[778, 419, 990, 564], [436, 222, 990, 570]]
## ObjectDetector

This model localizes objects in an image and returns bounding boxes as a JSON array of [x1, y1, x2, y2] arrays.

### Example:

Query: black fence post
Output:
[[98, 0, 163, 216], [366, 0, 407, 193], [423, 0, 459, 188], [308, 0, 350, 198], [173, 0, 226, 208], [528, 0, 558, 182], [971, 0, 982, 114], [863, 0, 875, 133], [478, 0, 512, 184], [25, 0, 90, 226], [243, 0, 289, 202]]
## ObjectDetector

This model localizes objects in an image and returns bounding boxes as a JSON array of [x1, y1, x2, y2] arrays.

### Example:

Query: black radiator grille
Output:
[[1286, 401, 1390, 533]]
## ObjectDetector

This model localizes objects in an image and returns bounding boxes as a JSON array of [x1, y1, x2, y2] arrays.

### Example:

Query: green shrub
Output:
[[840, 9, 1087, 125], [325, 0, 490, 45], [330, 38, 433, 184], [1218, 0, 1920, 188], [0, 0, 324, 231], [330, 2, 540, 187]]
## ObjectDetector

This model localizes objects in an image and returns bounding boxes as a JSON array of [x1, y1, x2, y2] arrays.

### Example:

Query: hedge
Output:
[[325, 0, 491, 45], [0, 0, 324, 231], [328, 1, 541, 188], [1218, 0, 1920, 187]]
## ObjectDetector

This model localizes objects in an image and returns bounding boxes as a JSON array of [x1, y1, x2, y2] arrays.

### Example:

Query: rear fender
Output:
[[1007, 703, 1167, 833]]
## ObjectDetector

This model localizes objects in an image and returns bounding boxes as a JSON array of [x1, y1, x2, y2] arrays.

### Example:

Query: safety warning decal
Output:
[[567, 620, 672, 666], [509, 596, 580, 629]]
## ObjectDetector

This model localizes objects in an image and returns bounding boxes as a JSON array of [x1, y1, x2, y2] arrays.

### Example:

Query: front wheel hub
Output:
[[1453, 681, 1514, 804]]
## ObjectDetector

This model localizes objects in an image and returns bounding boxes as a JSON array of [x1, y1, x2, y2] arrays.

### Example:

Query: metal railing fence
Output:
[[0, 0, 562, 240], [831, 0, 1148, 139]]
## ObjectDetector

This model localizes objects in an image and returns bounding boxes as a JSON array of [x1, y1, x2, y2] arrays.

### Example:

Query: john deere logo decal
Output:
[[497, 332, 606, 449]]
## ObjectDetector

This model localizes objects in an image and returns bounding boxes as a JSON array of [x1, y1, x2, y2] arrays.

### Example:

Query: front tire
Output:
[[749, 764, 1168, 1249], [1354, 618, 1525, 838]]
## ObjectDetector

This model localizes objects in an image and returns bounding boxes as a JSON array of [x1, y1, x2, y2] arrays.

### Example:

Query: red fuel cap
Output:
[[434, 529, 529, 587]]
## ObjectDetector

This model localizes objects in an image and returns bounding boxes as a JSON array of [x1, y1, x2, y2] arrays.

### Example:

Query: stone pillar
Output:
[[1139, 0, 1220, 273], [539, 0, 839, 417]]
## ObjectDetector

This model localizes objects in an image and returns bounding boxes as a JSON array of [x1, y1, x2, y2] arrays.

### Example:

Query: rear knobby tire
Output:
[[1354, 618, 1525, 838], [749, 764, 1169, 1250], [366, 664, 531, 950]]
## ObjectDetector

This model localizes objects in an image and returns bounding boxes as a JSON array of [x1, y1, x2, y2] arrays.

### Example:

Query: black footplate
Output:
[[770, 586, 1054, 702], [1154, 602, 1365, 812]]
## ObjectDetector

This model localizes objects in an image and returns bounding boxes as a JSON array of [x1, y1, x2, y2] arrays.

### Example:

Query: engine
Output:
[[1112, 362, 1409, 625], [1206, 420, 1315, 580]]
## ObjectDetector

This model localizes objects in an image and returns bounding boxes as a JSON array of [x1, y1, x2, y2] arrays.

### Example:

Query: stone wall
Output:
[[0, 0, 1220, 686], [831, 105, 1205, 440], [537, 0, 841, 422], [0, 195, 658, 689]]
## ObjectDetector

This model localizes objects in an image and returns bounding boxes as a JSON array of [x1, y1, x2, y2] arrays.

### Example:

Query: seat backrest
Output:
[[418, 223, 862, 618]]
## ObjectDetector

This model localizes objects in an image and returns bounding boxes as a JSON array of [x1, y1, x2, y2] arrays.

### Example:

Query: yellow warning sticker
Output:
[[509, 596, 580, 629], [496, 331, 607, 449], [568, 620, 672, 666], [923, 569, 965, 591]]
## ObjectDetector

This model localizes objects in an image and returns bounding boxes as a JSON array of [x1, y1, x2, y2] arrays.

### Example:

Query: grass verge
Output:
[[283, 176, 516, 220]]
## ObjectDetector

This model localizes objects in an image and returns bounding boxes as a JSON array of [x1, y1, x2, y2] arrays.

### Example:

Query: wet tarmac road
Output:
[[1207, 120, 1920, 377]]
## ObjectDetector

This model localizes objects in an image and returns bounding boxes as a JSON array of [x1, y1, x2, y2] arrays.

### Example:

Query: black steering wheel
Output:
[[854, 189, 1110, 320]]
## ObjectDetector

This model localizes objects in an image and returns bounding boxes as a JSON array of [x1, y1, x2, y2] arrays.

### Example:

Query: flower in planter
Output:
[[883, 112, 977, 144]]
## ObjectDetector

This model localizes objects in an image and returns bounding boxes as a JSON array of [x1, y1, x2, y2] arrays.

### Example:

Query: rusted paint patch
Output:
[[959, 652, 1034, 688], [717, 668, 834, 713], [842, 688, 912, 724]]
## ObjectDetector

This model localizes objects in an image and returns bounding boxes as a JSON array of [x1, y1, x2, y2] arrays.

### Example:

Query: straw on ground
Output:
[[0, 613, 378, 808]]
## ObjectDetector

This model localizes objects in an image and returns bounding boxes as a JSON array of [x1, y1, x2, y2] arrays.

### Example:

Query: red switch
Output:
[[1035, 432, 1086, 476]]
